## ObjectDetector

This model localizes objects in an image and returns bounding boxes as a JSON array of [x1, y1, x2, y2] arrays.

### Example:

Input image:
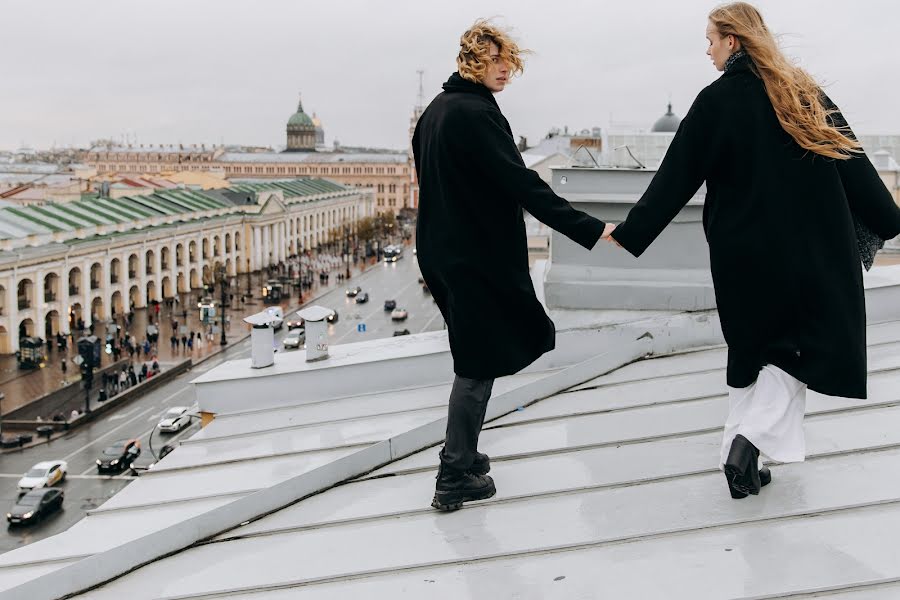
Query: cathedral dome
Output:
[[651, 102, 682, 133], [288, 97, 315, 129]]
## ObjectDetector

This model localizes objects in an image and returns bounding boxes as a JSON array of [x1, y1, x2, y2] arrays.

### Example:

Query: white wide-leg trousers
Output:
[[720, 364, 808, 467]]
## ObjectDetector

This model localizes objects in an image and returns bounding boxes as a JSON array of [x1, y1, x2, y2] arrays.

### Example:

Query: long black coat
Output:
[[613, 55, 900, 398], [413, 73, 605, 379]]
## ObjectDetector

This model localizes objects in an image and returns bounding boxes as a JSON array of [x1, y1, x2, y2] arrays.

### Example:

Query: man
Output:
[[413, 19, 614, 511]]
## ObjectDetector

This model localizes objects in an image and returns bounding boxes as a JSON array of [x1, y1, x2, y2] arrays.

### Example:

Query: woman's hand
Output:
[[601, 223, 621, 248]]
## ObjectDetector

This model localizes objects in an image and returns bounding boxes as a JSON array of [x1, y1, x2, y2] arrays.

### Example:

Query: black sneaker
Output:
[[470, 452, 491, 476], [431, 463, 496, 512]]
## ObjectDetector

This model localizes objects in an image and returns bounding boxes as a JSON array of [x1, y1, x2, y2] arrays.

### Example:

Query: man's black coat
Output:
[[413, 73, 605, 380], [613, 54, 900, 398]]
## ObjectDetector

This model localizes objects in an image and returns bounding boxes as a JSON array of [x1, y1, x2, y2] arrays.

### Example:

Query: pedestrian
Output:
[[412, 19, 609, 511], [119, 369, 128, 391], [187, 336, 193, 351], [170, 334, 178, 352], [607, 3, 900, 499], [61, 357, 68, 377], [181, 334, 187, 348], [46, 337, 53, 355], [71, 409, 80, 420], [128, 366, 137, 387]]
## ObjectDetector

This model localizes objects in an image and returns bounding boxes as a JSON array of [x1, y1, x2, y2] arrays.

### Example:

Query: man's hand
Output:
[[601, 223, 622, 248]]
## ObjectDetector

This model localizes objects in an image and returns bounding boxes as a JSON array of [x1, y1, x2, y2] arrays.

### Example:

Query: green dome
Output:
[[288, 112, 314, 127], [287, 95, 315, 129]]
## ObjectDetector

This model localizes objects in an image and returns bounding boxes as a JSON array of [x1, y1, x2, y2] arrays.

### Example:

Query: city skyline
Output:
[[1, 0, 898, 151]]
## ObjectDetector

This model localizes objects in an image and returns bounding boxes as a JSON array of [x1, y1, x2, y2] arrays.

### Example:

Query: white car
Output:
[[282, 328, 305, 349], [391, 308, 409, 321], [158, 406, 192, 433], [18, 461, 67, 492]]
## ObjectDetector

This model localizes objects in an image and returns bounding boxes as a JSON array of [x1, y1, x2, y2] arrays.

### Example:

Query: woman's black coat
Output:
[[613, 55, 900, 398], [412, 73, 605, 380]]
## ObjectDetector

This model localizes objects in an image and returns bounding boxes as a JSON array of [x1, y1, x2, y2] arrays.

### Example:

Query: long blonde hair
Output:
[[709, 2, 861, 159], [457, 19, 527, 84]]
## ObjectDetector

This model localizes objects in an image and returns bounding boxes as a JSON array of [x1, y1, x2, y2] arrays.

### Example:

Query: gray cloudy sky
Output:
[[2, 0, 897, 152]]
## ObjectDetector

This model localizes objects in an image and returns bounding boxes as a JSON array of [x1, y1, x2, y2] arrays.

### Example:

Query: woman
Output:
[[609, 2, 900, 499]]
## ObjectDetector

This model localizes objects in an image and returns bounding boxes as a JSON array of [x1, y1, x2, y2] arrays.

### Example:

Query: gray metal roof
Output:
[[2, 266, 900, 600]]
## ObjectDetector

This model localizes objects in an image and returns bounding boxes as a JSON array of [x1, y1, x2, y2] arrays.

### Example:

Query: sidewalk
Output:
[[0, 259, 377, 420]]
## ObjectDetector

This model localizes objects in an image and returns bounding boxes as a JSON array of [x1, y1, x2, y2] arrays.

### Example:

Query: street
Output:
[[0, 251, 441, 554]]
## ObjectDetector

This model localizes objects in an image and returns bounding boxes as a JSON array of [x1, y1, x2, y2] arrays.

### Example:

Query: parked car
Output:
[[265, 306, 284, 331], [393, 329, 411, 336], [97, 439, 141, 473], [283, 328, 305, 349], [384, 299, 397, 311], [158, 406, 192, 433], [355, 292, 370, 304], [391, 308, 409, 321], [7, 488, 63, 525], [17, 461, 67, 493], [345, 286, 362, 297]]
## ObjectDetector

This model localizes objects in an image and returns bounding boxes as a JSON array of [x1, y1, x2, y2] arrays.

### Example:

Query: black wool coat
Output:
[[412, 73, 606, 380], [613, 55, 900, 398]]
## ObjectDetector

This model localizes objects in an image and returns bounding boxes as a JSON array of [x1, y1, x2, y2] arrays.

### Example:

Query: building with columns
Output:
[[0, 178, 373, 354]]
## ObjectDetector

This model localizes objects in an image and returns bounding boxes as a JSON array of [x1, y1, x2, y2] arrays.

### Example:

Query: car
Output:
[[417, 276, 425, 284], [345, 286, 362, 297], [265, 306, 284, 331], [422, 283, 430, 294], [158, 406, 192, 433], [326, 309, 339, 324], [393, 329, 411, 336], [413, 247, 417, 255], [384, 299, 397, 311], [7, 488, 63, 525], [17, 460, 67, 493], [286, 315, 305, 330], [283, 328, 305, 349], [97, 438, 141, 473], [355, 292, 369, 304], [391, 308, 409, 321]]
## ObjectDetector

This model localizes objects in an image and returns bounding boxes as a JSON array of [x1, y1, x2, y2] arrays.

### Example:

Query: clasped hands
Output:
[[601, 222, 621, 248]]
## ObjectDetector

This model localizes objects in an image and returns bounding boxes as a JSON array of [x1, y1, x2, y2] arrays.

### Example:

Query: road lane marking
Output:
[[420, 309, 444, 334], [334, 278, 419, 344]]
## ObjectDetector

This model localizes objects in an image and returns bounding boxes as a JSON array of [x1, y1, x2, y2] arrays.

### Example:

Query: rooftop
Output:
[[1, 262, 898, 599]]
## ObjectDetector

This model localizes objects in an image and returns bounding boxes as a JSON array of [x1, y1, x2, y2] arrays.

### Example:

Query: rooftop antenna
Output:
[[416, 70, 425, 111]]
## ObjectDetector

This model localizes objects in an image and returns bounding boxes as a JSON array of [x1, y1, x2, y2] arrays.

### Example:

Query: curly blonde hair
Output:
[[710, 2, 861, 159], [457, 19, 527, 84]]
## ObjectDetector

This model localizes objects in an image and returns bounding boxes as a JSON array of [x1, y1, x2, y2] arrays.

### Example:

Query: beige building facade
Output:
[[0, 179, 373, 354]]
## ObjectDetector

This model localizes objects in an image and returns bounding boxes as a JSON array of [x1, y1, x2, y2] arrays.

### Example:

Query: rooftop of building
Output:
[[218, 151, 408, 164], [1, 252, 898, 598], [0, 178, 356, 247]]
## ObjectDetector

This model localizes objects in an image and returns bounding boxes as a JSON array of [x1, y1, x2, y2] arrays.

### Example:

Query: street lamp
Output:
[[217, 265, 228, 346]]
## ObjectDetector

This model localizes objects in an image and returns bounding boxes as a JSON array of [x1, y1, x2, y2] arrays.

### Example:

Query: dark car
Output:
[[97, 438, 141, 473], [7, 488, 63, 525], [326, 309, 339, 324], [384, 299, 397, 311], [286, 316, 305, 330], [355, 292, 369, 304], [345, 286, 362, 298], [393, 329, 411, 336]]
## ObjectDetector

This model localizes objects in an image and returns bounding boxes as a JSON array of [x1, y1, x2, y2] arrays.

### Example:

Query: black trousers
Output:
[[440, 375, 494, 471]]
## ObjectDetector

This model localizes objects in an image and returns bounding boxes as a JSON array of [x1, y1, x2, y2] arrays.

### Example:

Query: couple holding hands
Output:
[[412, 3, 900, 510]]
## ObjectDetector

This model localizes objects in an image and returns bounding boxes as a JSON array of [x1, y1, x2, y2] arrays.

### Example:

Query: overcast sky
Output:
[[2, 0, 897, 152]]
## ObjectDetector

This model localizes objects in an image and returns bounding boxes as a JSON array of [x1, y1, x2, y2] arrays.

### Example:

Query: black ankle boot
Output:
[[470, 452, 491, 475], [724, 435, 762, 499], [760, 466, 772, 487], [432, 462, 496, 511]]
